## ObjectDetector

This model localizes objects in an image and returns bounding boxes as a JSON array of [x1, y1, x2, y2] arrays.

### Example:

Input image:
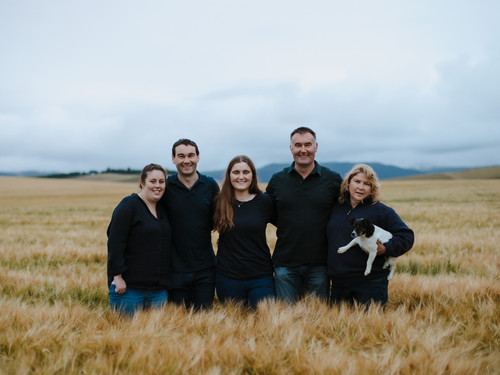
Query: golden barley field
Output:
[[0, 176, 499, 374]]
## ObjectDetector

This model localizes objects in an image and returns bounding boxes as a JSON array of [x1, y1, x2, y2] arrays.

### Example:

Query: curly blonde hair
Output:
[[339, 164, 381, 204]]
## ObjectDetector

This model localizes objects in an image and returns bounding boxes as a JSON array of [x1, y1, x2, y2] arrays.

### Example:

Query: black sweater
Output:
[[216, 194, 274, 280], [107, 194, 172, 289], [326, 197, 414, 281]]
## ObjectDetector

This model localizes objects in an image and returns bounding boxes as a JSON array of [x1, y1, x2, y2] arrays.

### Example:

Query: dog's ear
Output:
[[363, 219, 375, 237], [348, 217, 356, 226]]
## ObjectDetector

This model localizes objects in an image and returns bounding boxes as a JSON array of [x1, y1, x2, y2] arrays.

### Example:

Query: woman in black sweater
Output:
[[107, 163, 172, 316], [327, 164, 414, 307], [213, 155, 275, 309]]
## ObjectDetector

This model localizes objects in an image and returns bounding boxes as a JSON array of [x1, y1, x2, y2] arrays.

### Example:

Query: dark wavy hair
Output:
[[171, 138, 199, 156]]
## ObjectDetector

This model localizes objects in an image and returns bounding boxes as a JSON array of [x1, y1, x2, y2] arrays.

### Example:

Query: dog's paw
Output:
[[338, 247, 346, 253]]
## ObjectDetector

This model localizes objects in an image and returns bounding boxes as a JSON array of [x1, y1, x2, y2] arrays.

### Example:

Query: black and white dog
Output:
[[338, 217, 396, 280]]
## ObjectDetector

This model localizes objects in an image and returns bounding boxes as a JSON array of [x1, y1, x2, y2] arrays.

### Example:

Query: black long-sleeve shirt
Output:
[[266, 162, 342, 267], [161, 173, 219, 272], [216, 194, 274, 280], [107, 194, 172, 289], [327, 198, 414, 281]]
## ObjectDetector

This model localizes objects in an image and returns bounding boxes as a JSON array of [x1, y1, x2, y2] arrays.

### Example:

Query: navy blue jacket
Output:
[[327, 197, 414, 281]]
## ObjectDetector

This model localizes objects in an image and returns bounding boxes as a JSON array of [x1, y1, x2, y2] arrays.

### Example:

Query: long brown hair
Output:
[[213, 155, 262, 233]]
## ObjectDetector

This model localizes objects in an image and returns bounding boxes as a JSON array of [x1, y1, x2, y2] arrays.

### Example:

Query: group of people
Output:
[[107, 127, 415, 316]]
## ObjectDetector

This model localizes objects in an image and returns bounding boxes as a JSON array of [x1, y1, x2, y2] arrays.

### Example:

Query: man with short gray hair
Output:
[[266, 127, 342, 303]]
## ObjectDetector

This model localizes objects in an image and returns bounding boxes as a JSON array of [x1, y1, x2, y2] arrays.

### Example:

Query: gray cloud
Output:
[[0, 1, 499, 173]]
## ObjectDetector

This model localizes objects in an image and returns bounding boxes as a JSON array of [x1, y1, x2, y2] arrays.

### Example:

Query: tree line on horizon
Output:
[[42, 168, 147, 179]]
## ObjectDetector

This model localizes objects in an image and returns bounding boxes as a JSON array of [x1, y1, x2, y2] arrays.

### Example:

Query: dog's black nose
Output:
[[351, 231, 356, 238]]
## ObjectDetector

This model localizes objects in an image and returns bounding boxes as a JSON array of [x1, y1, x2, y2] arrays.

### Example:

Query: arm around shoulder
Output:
[[265, 175, 276, 197], [264, 180, 278, 226]]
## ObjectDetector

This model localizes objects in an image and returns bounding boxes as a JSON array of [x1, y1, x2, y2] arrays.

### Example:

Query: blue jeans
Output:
[[109, 285, 168, 317], [216, 273, 275, 310], [170, 267, 215, 310], [274, 266, 328, 303], [330, 276, 389, 307]]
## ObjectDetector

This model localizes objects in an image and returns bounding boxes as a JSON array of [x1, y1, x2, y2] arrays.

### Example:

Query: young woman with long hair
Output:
[[213, 155, 275, 309]]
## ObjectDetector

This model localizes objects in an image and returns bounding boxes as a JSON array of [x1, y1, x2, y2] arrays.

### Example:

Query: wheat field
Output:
[[0, 176, 499, 374]]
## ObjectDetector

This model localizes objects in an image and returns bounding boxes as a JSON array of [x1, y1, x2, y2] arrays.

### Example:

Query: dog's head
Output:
[[348, 217, 375, 238]]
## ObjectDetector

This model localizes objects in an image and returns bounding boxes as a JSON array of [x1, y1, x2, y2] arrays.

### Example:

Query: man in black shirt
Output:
[[266, 127, 342, 303], [161, 139, 219, 309]]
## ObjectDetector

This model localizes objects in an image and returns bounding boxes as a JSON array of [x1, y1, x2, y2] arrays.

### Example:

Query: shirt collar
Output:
[[286, 161, 321, 176], [169, 172, 205, 187]]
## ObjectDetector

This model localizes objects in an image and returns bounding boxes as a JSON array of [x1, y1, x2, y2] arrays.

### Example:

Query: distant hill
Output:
[[394, 166, 500, 180], [0, 170, 54, 177], [2, 164, 498, 182], [202, 162, 477, 183]]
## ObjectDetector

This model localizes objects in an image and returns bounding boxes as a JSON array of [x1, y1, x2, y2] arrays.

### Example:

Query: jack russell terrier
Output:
[[338, 217, 396, 280]]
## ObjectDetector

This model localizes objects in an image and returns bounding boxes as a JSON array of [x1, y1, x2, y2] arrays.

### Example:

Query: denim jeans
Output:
[[216, 273, 275, 310], [274, 266, 328, 303], [170, 267, 215, 310], [330, 275, 389, 307], [109, 285, 168, 317]]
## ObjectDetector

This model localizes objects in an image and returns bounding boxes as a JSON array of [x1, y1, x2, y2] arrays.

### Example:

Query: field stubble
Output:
[[0, 177, 499, 374]]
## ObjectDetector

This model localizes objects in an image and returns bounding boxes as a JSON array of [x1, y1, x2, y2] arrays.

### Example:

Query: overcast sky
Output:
[[1, 1, 499, 173]]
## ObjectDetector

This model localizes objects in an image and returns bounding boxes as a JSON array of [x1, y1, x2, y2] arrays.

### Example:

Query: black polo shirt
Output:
[[161, 172, 219, 272], [266, 162, 341, 267]]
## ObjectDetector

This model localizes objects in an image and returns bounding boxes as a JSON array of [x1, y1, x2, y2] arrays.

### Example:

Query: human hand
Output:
[[113, 275, 127, 294], [376, 240, 387, 256]]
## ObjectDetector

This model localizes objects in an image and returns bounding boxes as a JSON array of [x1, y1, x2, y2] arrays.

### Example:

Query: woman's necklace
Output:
[[347, 203, 357, 216], [235, 194, 256, 208]]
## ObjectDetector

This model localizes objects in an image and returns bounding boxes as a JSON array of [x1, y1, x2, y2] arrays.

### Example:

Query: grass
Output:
[[0, 176, 499, 374]]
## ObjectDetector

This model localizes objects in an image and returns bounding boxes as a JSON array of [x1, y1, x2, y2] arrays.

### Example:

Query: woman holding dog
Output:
[[213, 155, 275, 310], [326, 164, 414, 306], [107, 163, 172, 317]]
